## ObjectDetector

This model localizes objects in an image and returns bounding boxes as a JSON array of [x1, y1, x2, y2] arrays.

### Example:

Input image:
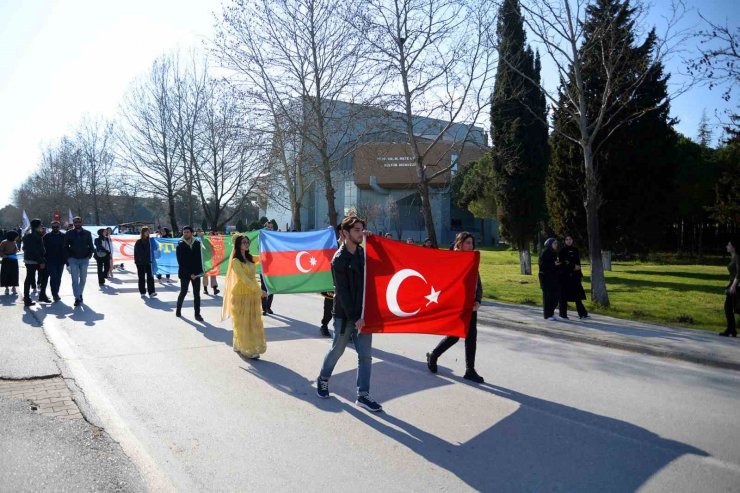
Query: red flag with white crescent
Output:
[[362, 235, 480, 337]]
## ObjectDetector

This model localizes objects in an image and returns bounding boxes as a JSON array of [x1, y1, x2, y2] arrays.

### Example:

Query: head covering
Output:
[[544, 237, 556, 249]]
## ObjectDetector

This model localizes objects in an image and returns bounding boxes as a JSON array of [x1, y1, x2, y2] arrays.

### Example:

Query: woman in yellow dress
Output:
[[221, 235, 267, 359]]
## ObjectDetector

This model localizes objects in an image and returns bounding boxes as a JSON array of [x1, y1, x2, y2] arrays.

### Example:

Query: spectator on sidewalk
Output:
[[316, 216, 383, 412], [175, 226, 203, 321], [0, 230, 20, 296], [134, 227, 156, 298], [41, 221, 66, 302], [720, 238, 739, 337], [539, 237, 562, 321], [558, 235, 590, 320], [425, 231, 484, 384], [22, 219, 47, 306], [64, 217, 94, 307]]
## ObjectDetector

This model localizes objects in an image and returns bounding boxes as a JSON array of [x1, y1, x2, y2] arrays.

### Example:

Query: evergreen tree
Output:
[[546, 0, 675, 254], [490, 0, 548, 274], [697, 109, 713, 147]]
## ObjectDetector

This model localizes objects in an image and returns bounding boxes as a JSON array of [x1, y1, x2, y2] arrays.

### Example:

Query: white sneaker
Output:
[[546, 316, 557, 321]]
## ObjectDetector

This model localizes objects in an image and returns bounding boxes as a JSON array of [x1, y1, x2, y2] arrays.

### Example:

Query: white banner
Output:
[[110, 235, 138, 262]]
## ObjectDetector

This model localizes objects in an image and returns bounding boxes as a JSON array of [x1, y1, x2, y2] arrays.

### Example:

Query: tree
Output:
[[356, 0, 496, 246], [513, 0, 684, 305], [709, 119, 740, 227], [688, 14, 739, 104], [118, 55, 181, 234], [214, 0, 376, 228], [77, 116, 116, 224], [490, 0, 548, 274], [697, 109, 713, 147], [453, 155, 497, 222]]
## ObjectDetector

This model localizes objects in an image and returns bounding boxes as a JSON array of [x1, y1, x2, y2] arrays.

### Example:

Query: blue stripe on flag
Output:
[[259, 228, 336, 254]]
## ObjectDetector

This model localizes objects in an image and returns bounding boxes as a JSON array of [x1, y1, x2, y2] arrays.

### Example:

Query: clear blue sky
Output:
[[0, 0, 737, 206]]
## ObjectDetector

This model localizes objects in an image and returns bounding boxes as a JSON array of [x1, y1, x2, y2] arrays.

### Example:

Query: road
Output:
[[23, 265, 740, 492]]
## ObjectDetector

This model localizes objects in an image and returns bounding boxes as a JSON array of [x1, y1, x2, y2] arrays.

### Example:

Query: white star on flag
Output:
[[424, 286, 441, 307], [309, 257, 317, 266]]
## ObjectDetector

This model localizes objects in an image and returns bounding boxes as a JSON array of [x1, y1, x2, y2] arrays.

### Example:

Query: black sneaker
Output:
[[175, 309, 182, 318], [316, 377, 330, 399], [52, 296, 61, 302], [267, 308, 274, 315], [320, 326, 331, 337], [213, 287, 220, 295], [195, 314, 204, 322], [356, 395, 383, 412], [149, 292, 157, 297], [38, 296, 52, 303], [23, 298, 36, 307], [463, 369, 485, 384], [74, 298, 81, 307], [426, 352, 438, 374]]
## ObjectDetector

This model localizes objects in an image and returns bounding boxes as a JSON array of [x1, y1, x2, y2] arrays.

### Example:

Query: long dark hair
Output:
[[232, 235, 254, 263], [453, 231, 476, 251]]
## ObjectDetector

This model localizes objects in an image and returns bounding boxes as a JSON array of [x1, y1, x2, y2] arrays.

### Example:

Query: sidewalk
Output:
[[478, 301, 740, 371]]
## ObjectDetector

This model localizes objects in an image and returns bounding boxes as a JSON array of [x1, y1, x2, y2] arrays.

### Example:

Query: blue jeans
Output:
[[68, 257, 89, 299], [319, 318, 373, 396]]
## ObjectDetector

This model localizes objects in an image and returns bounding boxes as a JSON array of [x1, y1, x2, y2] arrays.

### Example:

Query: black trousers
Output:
[[543, 286, 559, 318], [321, 297, 333, 327], [725, 293, 737, 334], [136, 263, 156, 295], [431, 311, 478, 369], [559, 297, 588, 318], [96, 255, 110, 284], [24, 264, 40, 299], [177, 277, 201, 315]]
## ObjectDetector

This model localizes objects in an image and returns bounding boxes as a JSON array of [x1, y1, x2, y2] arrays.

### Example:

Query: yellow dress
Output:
[[221, 258, 266, 357]]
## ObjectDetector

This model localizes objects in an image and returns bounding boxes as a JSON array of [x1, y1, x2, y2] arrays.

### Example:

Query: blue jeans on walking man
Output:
[[319, 318, 373, 396], [68, 257, 89, 301]]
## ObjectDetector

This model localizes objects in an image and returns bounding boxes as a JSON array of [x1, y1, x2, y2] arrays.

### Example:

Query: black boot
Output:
[[463, 368, 484, 384], [204, 286, 209, 295], [426, 352, 438, 374]]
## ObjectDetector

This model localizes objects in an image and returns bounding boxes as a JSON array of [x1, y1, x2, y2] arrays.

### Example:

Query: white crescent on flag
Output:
[[295, 251, 312, 273]]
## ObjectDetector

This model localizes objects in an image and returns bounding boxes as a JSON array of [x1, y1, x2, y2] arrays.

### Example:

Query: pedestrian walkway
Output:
[[478, 301, 740, 371]]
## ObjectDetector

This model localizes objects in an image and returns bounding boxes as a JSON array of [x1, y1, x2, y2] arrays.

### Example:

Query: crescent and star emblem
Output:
[[295, 251, 318, 273], [385, 268, 441, 318]]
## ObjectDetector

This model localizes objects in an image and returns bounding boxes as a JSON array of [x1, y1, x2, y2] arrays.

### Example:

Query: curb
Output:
[[477, 313, 740, 372]]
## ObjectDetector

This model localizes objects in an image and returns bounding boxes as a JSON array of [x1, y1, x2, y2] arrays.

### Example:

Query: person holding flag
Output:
[[221, 234, 268, 359], [425, 232, 485, 384], [316, 216, 383, 413]]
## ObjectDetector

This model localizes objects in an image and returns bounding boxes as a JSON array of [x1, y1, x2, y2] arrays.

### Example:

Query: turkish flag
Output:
[[363, 235, 480, 337]]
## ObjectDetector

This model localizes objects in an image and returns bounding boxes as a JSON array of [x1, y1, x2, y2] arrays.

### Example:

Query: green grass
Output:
[[477, 248, 731, 332]]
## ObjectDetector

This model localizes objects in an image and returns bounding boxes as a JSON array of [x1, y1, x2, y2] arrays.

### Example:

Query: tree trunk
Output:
[[519, 248, 532, 275], [291, 202, 302, 232], [167, 192, 179, 235], [417, 169, 437, 247], [322, 167, 338, 227], [601, 250, 612, 271], [583, 150, 609, 306]]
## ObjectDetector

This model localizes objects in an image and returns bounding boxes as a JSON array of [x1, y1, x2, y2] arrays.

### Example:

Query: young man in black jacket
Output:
[[41, 220, 66, 302], [316, 216, 382, 412], [64, 217, 95, 306], [22, 219, 46, 306], [175, 226, 204, 321]]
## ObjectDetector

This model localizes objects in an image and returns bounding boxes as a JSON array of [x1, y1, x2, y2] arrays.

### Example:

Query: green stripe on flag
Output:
[[263, 270, 334, 294]]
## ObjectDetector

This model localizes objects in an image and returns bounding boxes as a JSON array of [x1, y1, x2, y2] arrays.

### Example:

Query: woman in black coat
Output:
[[558, 235, 589, 320], [94, 229, 111, 286], [134, 227, 156, 297], [719, 238, 739, 337], [538, 237, 561, 320]]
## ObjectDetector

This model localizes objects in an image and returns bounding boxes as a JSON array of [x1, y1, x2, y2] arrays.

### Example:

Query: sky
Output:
[[0, 0, 737, 207]]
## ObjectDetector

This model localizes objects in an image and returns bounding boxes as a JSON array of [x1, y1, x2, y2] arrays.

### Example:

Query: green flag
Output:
[[201, 231, 262, 276]]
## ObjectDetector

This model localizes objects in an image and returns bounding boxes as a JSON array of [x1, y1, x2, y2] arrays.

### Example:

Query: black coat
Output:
[[538, 248, 560, 292], [64, 228, 94, 260], [134, 239, 152, 265], [331, 244, 364, 323], [176, 239, 203, 279], [43, 231, 66, 264], [94, 236, 111, 258], [558, 245, 587, 301], [22, 231, 46, 264]]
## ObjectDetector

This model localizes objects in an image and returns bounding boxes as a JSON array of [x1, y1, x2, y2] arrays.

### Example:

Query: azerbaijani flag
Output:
[[259, 229, 337, 294]]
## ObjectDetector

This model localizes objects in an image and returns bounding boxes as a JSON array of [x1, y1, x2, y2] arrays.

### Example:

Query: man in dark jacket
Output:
[[316, 216, 382, 412], [41, 220, 66, 302], [64, 217, 94, 306], [22, 218, 46, 306], [175, 226, 203, 321]]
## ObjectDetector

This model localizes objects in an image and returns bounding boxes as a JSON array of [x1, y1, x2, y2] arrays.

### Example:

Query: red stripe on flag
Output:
[[260, 249, 333, 277]]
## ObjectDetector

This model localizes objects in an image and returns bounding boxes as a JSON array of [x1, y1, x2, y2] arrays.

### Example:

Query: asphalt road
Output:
[[23, 265, 740, 492]]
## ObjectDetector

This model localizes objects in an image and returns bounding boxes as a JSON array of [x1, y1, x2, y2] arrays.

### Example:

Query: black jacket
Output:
[[64, 228, 94, 260], [22, 231, 46, 264], [558, 245, 586, 301], [94, 236, 111, 258], [331, 244, 364, 323], [43, 231, 66, 264], [176, 238, 203, 279], [538, 248, 560, 291], [134, 239, 152, 265]]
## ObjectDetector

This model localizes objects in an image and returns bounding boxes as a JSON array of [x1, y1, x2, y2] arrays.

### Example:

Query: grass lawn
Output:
[[478, 248, 731, 333]]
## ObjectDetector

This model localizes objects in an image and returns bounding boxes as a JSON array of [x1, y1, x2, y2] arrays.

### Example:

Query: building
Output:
[[260, 100, 498, 246]]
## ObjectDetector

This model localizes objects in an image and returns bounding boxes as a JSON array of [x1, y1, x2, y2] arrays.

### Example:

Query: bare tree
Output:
[[688, 13, 739, 104], [77, 116, 115, 224], [192, 79, 265, 230], [118, 55, 182, 233], [507, 0, 689, 305], [214, 0, 379, 228], [356, 0, 497, 246]]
